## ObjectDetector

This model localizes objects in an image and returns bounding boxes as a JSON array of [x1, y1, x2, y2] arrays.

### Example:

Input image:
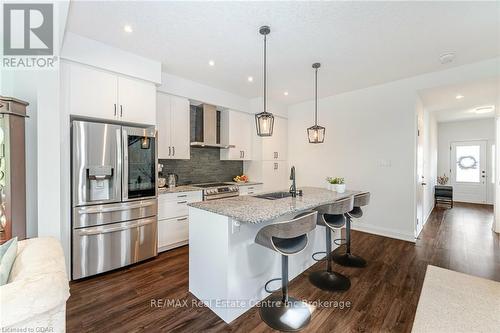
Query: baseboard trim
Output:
[[351, 222, 415, 243]]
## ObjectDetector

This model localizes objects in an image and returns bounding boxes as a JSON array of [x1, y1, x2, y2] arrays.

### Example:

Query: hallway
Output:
[[416, 202, 500, 281]]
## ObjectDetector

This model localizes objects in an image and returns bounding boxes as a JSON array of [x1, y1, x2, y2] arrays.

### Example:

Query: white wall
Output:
[[158, 72, 250, 113], [61, 32, 162, 84], [287, 57, 500, 242], [437, 119, 495, 204]]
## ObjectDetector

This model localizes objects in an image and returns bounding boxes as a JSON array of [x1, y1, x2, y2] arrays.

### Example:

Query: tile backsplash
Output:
[[159, 147, 243, 184]]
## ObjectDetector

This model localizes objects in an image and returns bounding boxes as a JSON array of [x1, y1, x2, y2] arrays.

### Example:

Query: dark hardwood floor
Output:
[[67, 203, 500, 332]]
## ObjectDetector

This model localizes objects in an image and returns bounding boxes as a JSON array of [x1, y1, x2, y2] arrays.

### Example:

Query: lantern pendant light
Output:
[[255, 25, 274, 137], [307, 63, 325, 143]]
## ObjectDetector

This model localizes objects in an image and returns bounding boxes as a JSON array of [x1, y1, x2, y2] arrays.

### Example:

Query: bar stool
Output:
[[255, 210, 318, 332], [333, 192, 371, 268], [309, 196, 354, 292]]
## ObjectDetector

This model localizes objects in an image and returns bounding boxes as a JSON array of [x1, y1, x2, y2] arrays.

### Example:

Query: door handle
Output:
[[114, 104, 117, 116], [120, 105, 123, 117], [242, 150, 245, 158], [169, 146, 171, 156], [172, 146, 175, 156]]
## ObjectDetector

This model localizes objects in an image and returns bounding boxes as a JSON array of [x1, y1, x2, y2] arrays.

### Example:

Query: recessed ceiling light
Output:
[[247, 76, 253, 82], [456, 94, 464, 100], [439, 52, 455, 64], [283, 91, 289, 96], [474, 105, 495, 114], [123, 25, 133, 33], [208, 60, 215, 66]]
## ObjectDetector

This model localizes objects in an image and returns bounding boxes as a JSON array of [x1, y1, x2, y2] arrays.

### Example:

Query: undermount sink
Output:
[[254, 191, 294, 200]]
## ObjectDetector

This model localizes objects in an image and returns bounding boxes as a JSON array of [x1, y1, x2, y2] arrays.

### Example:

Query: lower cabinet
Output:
[[239, 184, 263, 196], [157, 190, 202, 252], [158, 216, 189, 252]]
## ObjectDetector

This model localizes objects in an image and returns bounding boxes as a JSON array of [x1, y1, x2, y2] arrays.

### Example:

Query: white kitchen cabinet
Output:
[[158, 216, 189, 252], [238, 184, 263, 196], [220, 110, 253, 161], [64, 61, 156, 125], [67, 62, 118, 120], [157, 92, 191, 160], [157, 190, 202, 252], [118, 76, 156, 124], [262, 161, 289, 192]]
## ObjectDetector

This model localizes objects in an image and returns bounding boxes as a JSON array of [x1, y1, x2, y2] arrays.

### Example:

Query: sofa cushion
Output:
[[0, 237, 18, 285]]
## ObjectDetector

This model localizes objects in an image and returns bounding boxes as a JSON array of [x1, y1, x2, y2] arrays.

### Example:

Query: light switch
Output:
[[377, 159, 392, 167]]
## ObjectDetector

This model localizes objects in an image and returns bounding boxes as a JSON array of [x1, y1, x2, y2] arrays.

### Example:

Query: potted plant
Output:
[[336, 177, 346, 193], [326, 177, 341, 192]]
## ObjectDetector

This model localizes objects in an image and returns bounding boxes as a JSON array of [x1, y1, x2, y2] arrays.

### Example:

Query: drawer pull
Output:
[[177, 194, 188, 198], [177, 217, 188, 221], [177, 201, 188, 204]]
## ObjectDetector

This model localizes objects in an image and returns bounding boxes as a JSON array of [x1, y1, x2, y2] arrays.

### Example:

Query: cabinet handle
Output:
[[177, 194, 188, 198], [120, 105, 123, 117], [276, 152, 279, 159], [242, 151, 245, 158], [168, 146, 171, 156], [274, 163, 278, 170], [177, 201, 188, 204], [172, 146, 175, 156], [114, 104, 117, 116], [177, 217, 188, 221]]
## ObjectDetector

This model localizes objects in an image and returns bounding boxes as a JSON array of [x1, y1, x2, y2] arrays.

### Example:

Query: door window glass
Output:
[[455, 145, 480, 183], [128, 135, 156, 198]]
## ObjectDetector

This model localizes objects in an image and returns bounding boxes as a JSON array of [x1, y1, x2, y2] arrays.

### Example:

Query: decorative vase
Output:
[[336, 184, 346, 193], [330, 183, 336, 192]]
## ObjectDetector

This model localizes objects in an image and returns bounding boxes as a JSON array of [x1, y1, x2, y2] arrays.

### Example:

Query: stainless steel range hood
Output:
[[190, 104, 234, 148]]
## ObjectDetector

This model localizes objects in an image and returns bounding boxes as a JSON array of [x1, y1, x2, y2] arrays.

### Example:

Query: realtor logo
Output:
[[3, 3, 53, 56]]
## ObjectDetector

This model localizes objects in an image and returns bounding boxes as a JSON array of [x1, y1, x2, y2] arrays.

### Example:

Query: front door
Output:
[[450, 140, 487, 204]]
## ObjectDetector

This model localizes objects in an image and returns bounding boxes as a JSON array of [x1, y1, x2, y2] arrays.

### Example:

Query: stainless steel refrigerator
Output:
[[71, 120, 158, 279]]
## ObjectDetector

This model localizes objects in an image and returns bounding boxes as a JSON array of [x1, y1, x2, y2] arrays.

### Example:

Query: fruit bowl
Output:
[[233, 175, 249, 183]]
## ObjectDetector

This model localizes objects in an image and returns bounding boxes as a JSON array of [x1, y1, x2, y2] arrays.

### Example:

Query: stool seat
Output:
[[272, 235, 308, 254], [323, 214, 346, 228], [347, 207, 363, 219]]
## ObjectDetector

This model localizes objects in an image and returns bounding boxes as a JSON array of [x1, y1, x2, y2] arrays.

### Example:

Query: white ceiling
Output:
[[419, 77, 500, 123], [66, 1, 500, 105]]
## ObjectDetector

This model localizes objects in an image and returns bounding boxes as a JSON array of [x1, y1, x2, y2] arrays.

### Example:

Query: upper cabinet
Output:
[[157, 92, 190, 160], [117, 76, 156, 125], [220, 110, 253, 161], [64, 62, 156, 125]]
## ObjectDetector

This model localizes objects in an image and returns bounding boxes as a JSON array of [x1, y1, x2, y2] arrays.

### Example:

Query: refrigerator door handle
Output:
[[122, 128, 129, 201], [76, 201, 156, 214], [76, 218, 156, 236]]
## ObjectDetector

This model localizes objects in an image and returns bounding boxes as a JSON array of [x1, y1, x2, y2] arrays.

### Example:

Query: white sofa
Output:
[[0, 237, 70, 332]]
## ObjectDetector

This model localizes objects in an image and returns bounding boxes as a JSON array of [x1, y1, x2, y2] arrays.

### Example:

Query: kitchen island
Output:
[[188, 187, 360, 323]]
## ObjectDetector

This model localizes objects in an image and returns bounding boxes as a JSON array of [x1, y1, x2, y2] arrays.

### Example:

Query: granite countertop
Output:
[[188, 187, 361, 223], [158, 185, 202, 194]]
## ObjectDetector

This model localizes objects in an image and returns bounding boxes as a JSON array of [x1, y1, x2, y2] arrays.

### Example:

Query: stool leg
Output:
[[259, 254, 311, 331], [281, 255, 288, 304], [326, 226, 332, 272], [308, 227, 351, 292], [332, 216, 367, 268]]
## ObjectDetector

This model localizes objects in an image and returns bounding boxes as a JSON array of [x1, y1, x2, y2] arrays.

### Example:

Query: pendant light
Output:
[[307, 63, 325, 143], [255, 25, 274, 137]]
